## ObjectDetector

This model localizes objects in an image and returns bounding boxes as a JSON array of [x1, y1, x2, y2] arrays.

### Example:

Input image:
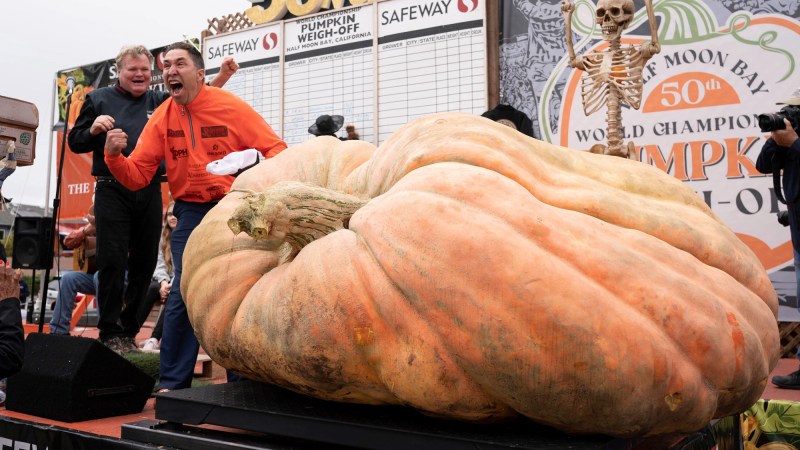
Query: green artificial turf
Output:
[[124, 351, 213, 391]]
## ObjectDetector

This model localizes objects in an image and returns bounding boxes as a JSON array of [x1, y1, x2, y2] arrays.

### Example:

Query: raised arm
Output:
[[209, 57, 240, 88], [642, 0, 661, 60], [561, 0, 585, 70]]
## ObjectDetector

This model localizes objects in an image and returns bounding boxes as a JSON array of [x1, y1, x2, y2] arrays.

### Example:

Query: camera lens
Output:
[[758, 113, 787, 133]]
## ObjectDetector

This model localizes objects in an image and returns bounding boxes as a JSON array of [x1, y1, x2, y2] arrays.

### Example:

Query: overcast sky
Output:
[[1, 0, 250, 208]]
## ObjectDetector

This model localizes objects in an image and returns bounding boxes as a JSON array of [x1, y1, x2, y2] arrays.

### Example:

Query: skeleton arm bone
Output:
[[562, 0, 586, 70], [641, 0, 661, 60]]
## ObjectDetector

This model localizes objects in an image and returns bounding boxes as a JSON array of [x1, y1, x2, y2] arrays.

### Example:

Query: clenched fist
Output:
[[105, 129, 128, 156]]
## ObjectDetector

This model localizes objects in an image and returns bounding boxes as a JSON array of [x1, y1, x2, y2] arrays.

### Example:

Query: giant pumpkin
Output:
[[182, 113, 779, 437]]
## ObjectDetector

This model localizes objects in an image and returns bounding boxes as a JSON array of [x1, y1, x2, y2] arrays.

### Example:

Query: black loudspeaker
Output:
[[5, 333, 155, 422], [11, 216, 53, 270]]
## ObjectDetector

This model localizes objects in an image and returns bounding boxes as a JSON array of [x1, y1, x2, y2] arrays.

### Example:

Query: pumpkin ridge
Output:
[[349, 161, 773, 429], [365, 118, 769, 308], [348, 235, 510, 415]]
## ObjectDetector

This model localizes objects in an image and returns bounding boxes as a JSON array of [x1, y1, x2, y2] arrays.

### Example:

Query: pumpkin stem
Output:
[[228, 182, 367, 254]]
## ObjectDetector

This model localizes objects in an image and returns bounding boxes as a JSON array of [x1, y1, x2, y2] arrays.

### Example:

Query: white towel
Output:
[[206, 149, 263, 176]]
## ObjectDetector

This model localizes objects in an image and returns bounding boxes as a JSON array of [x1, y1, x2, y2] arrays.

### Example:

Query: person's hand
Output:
[[159, 281, 171, 301], [209, 57, 240, 88], [64, 227, 87, 249], [773, 119, 799, 147], [104, 129, 128, 156], [221, 57, 239, 77], [0, 263, 21, 301], [90, 115, 115, 136]]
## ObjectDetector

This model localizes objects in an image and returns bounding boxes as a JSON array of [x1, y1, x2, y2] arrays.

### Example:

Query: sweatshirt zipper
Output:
[[181, 106, 196, 149]]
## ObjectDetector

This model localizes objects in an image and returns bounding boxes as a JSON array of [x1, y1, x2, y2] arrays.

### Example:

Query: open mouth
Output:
[[169, 80, 184, 97]]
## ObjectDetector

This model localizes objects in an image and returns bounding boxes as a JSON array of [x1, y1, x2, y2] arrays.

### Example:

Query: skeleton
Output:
[[562, 0, 660, 159]]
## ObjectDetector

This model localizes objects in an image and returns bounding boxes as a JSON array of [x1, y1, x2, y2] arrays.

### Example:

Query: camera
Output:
[[758, 105, 800, 132]]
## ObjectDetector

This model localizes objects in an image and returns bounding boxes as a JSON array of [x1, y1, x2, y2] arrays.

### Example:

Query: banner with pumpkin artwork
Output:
[[54, 45, 171, 224], [499, 0, 800, 321]]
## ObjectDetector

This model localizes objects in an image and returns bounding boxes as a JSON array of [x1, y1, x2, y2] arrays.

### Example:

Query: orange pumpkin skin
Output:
[[182, 113, 778, 437]]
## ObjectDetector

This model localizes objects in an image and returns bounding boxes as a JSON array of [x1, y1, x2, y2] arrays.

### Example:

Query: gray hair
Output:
[[115, 45, 154, 72]]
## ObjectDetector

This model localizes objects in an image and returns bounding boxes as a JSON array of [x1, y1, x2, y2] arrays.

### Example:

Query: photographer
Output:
[[757, 88, 800, 388]]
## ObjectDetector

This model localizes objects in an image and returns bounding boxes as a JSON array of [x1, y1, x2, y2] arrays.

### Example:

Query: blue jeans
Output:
[[157, 201, 215, 390], [49, 271, 98, 335]]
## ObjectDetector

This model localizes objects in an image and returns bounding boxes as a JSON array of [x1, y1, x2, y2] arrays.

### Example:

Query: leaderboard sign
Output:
[[205, 23, 283, 137], [204, 0, 487, 145], [283, 6, 374, 144]]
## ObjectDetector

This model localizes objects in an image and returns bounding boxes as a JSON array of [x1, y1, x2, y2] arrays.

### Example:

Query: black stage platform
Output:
[[121, 380, 740, 450]]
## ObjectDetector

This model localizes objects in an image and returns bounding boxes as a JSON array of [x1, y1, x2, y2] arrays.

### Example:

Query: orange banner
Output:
[[55, 130, 93, 222]]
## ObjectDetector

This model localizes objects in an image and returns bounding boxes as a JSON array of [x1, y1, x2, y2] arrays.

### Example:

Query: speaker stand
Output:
[[39, 88, 73, 332], [25, 269, 35, 323]]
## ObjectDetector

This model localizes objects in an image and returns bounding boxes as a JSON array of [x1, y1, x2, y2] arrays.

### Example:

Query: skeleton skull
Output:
[[596, 0, 634, 41]]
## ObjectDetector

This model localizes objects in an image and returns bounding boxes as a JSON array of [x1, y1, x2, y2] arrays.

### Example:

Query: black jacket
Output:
[[756, 138, 800, 204]]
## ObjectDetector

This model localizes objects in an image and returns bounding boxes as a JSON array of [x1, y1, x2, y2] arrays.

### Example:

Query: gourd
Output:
[[182, 113, 779, 437]]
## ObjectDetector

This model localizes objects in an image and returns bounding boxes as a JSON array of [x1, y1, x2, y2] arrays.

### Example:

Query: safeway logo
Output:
[[263, 32, 278, 50], [458, 0, 478, 13], [156, 52, 166, 71]]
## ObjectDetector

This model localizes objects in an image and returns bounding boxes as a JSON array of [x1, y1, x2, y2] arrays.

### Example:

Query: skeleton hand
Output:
[[561, 0, 576, 15], [569, 55, 586, 70], [642, 41, 661, 58]]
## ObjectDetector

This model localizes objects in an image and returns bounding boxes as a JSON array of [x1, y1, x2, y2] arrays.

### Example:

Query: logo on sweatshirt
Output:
[[201, 126, 228, 138], [167, 129, 185, 138], [170, 146, 188, 160]]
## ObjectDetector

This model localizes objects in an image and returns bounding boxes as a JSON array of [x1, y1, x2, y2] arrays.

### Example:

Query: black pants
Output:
[[94, 179, 162, 341]]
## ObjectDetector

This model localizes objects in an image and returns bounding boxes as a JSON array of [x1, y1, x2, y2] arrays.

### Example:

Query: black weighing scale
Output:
[[120, 380, 735, 450]]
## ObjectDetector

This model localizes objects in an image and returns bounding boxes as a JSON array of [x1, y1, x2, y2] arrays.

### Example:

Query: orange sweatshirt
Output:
[[105, 85, 287, 203]]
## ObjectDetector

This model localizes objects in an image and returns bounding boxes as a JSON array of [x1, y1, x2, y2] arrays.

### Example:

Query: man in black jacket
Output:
[[757, 94, 800, 388], [68, 44, 238, 354]]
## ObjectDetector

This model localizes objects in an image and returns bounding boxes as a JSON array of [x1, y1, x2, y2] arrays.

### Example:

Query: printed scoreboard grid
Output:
[[283, 5, 375, 145], [223, 63, 282, 133], [283, 47, 374, 144], [377, 22, 485, 143], [203, 1, 487, 146], [377, 0, 486, 143], [204, 24, 283, 136]]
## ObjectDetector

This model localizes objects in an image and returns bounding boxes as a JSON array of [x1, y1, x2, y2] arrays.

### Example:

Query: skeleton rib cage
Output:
[[580, 46, 645, 117]]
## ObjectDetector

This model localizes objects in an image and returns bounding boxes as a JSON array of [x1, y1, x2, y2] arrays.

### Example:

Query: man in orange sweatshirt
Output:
[[104, 41, 287, 391]]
